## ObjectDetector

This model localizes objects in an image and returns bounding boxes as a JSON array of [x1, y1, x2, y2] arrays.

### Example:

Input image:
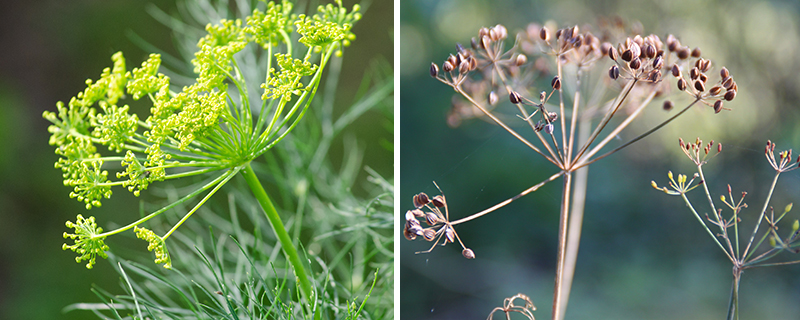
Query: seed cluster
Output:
[[404, 187, 475, 259]]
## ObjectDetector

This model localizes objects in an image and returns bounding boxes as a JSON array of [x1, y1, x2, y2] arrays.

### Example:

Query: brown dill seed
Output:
[[425, 212, 441, 225], [663, 100, 674, 111], [621, 49, 633, 62], [722, 76, 734, 89], [677, 78, 687, 91], [459, 60, 470, 74], [691, 47, 701, 58], [609, 65, 620, 80], [648, 70, 661, 82], [690, 67, 700, 80], [645, 44, 657, 59], [709, 85, 723, 96], [516, 54, 527, 66], [666, 34, 678, 51], [481, 35, 491, 50], [509, 91, 522, 104], [432, 195, 446, 207], [694, 80, 705, 91], [429, 62, 439, 77], [630, 57, 641, 70], [540, 27, 549, 41], [652, 56, 664, 69], [404, 228, 416, 241], [720, 67, 730, 79], [462, 248, 475, 259], [423, 228, 437, 241], [551, 76, 562, 90], [444, 226, 455, 243], [442, 60, 454, 73], [699, 73, 708, 83], [677, 46, 690, 59], [724, 89, 736, 101], [671, 64, 681, 77], [414, 193, 430, 207], [713, 100, 723, 113]]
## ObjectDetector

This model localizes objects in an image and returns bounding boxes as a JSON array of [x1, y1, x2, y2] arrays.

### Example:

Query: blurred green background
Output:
[[0, 0, 391, 319], [401, 0, 800, 319]]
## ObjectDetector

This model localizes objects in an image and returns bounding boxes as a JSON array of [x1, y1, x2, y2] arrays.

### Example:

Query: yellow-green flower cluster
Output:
[[63, 214, 109, 269], [262, 53, 318, 102], [295, 0, 360, 54], [245, 1, 295, 48], [134, 226, 172, 269]]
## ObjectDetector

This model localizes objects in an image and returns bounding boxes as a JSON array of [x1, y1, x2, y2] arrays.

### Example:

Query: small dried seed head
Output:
[[551, 76, 562, 90], [713, 100, 723, 113], [515, 54, 527, 66], [609, 65, 620, 80], [694, 80, 705, 92], [509, 91, 522, 104], [677, 46, 690, 59], [671, 64, 681, 77], [709, 85, 723, 96], [724, 89, 736, 101], [413, 193, 430, 207], [462, 248, 475, 259], [432, 195, 445, 207], [629, 57, 641, 70], [429, 62, 439, 77], [442, 60, 454, 73], [663, 100, 674, 111], [720, 67, 730, 79], [677, 78, 687, 91], [691, 47, 701, 58], [488, 91, 499, 105]]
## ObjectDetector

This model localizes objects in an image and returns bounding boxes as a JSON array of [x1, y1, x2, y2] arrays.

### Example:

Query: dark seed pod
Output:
[[700, 59, 711, 72], [671, 64, 681, 77], [543, 123, 554, 134], [432, 195, 445, 207], [621, 49, 633, 62], [429, 62, 439, 77], [724, 89, 736, 101], [677, 78, 687, 91], [425, 212, 441, 225], [699, 73, 708, 83], [652, 56, 664, 69], [573, 35, 583, 48], [515, 54, 527, 66], [601, 42, 612, 57], [645, 44, 657, 59], [691, 47, 701, 58], [488, 91, 498, 105], [663, 100, 674, 111], [713, 100, 723, 113], [422, 228, 437, 241], [551, 76, 562, 90], [459, 60, 470, 74], [468, 56, 478, 70], [403, 227, 416, 240], [540, 27, 549, 41], [470, 37, 479, 50], [694, 80, 705, 92], [709, 85, 723, 96], [666, 34, 679, 52], [413, 192, 430, 207], [462, 248, 475, 259], [609, 65, 620, 80], [442, 60, 454, 73], [720, 67, 730, 79], [677, 46, 690, 59], [629, 42, 641, 58], [690, 67, 700, 80], [448, 54, 458, 67], [648, 70, 661, 82], [629, 57, 641, 70], [509, 91, 522, 104], [444, 226, 455, 243], [722, 76, 734, 89], [608, 45, 618, 60]]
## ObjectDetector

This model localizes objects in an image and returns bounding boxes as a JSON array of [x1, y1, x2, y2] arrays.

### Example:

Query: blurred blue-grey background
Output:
[[0, 0, 392, 319], [401, 0, 800, 319]]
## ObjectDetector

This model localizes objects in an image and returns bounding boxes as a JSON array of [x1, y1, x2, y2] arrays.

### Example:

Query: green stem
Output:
[[241, 162, 313, 304]]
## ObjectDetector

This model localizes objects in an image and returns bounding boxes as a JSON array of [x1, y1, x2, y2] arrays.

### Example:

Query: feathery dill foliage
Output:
[[44, 0, 364, 308]]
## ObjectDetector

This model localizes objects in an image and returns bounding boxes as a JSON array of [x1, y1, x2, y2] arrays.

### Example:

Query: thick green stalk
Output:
[[241, 162, 313, 304]]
